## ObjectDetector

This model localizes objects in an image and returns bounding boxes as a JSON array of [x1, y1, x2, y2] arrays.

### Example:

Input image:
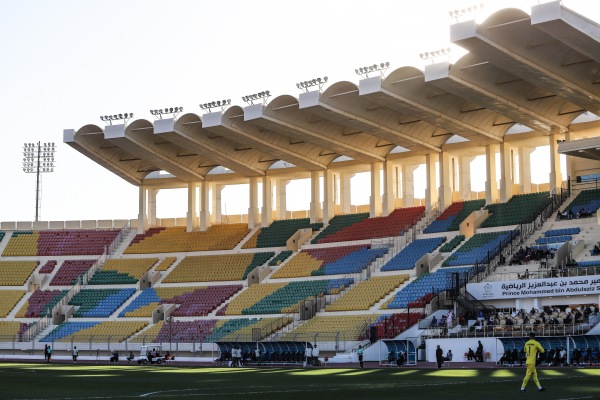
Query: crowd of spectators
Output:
[[557, 208, 592, 221], [467, 305, 597, 335], [506, 246, 554, 266]]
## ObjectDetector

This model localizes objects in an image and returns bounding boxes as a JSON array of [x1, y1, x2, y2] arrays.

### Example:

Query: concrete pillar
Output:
[[382, 161, 395, 216], [137, 186, 147, 234], [248, 177, 260, 228], [459, 155, 474, 200], [323, 169, 335, 226], [340, 173, 353, 214], [310, 171, 322, 223], [186, 181, 198, 232], [549, 133, 563, 193], [275, 178, 288, 220], [370, 162, 382, 217], [565, 132, 573, 188], [261, 176, 273, 227], [439, 151, 452, 212], [499, 141, 513, 202], [211, 184, 223, 224], [402, 164, 418, 208], [425, 153, 439, 211], [199, 181, 210, 231], [147, 188, 158, 227], [485, 144, 499, 204], [518, 147, 533, 194]]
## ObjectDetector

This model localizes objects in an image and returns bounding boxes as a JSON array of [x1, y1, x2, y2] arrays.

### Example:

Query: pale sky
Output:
[[0, 0, 595, 222]]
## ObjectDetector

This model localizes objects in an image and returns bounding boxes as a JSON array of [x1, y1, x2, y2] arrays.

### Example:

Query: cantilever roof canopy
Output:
[[65, 1, 600, 188]]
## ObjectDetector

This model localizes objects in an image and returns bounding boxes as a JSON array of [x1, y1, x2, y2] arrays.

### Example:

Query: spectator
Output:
[[499, 350, 510, 366], [430, 316, 438, 328], [110, 350, 119, 363], [127, 351, 135, 363], [304, 345, 312, 367], [436, 345, 444, 369], [72, 346, 78, 364], [467, 348, 475, 361], [312, 345, 320, 366], [445, 350, 453, 364], [396, 351, 405, 366], [476, 341, 484, 362]]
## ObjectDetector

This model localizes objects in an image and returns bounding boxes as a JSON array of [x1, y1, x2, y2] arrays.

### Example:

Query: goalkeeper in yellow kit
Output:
[[521, 332, 546, 392]]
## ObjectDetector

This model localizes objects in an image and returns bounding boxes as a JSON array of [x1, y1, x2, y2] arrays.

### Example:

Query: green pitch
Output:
[[2, 363, 599, 400]]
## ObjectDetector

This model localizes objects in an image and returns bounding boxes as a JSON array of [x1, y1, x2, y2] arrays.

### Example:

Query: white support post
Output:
[[137, 186, 147, 234], [485, 144, 499, 204], [382, 161, 395, 216], [370, 162, 382, 217], [199, 181, 210, 231], [459, 155, 474, 200], [310, 171, 322, 223], [186, 181, 198, 232], [276, 178, 288, 220], [425, 153, 438, 211], [248, 177, 260, 229], [261, 176, 273, 227], [499, 141, 513, 202], [323, 169, 334, 226]]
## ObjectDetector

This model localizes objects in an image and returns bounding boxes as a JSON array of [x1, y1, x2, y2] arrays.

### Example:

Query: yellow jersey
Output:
[[524, 339, 544, 365]]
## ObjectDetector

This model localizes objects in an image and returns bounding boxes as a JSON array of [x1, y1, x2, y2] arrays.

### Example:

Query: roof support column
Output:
[[459, 155, 475, 200], [186, 182, 198, 232], [323, 169, 335, 226], [137, 186, 147, 234], [485, 144, 499, 204], [248, 177, 260, 229], [499, 142, 513, 203], [549, 133, 563, 194], [211, 184, 223, 224], [200, 181, 210, 231], [370, 162, 382, 218], [147, 188, 158, 228], [310, 171, 322, 223], [439, 151, 452, 213], [518, 147, 533, 195], [402, 164, 418, 208], [565, 132, 573, 188], [425, 153, 438, 211], [340, 173, 353, 214], [276, 179, 289, 220], [261, 176, 273, 227], [382, 161, 395, 216]]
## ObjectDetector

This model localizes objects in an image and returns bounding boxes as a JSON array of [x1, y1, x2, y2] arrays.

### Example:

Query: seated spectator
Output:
[[467, 348, 475, 361], [396, 351, 405, 366], [498, 351, 510, 366], [110, 350, 119, 363], [126, 351, 134, 363], [430, 316, 438, 328], [444, 350, 453, 363]]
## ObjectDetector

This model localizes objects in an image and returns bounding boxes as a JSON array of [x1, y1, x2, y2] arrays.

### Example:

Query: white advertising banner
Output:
[[467, 276, 600, 300]]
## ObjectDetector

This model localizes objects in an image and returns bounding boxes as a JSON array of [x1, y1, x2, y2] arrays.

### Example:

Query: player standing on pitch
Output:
[[521, 332, 546, 393]]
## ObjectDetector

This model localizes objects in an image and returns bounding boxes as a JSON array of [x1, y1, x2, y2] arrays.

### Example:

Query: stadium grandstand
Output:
[[2, 0, 600, 367]]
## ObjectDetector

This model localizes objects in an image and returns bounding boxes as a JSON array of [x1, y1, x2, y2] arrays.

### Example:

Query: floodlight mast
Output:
[[22, 141, 57, 222]]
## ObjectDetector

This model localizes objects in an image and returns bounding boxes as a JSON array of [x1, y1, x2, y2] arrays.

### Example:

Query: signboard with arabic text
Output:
[[466, 276, 600, 300]]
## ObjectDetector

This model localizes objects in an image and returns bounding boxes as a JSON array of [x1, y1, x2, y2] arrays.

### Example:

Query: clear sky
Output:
[[0, 0, 596, 222]]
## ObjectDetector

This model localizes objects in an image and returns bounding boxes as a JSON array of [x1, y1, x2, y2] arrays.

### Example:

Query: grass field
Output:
[[1, 362, 599, 400]]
